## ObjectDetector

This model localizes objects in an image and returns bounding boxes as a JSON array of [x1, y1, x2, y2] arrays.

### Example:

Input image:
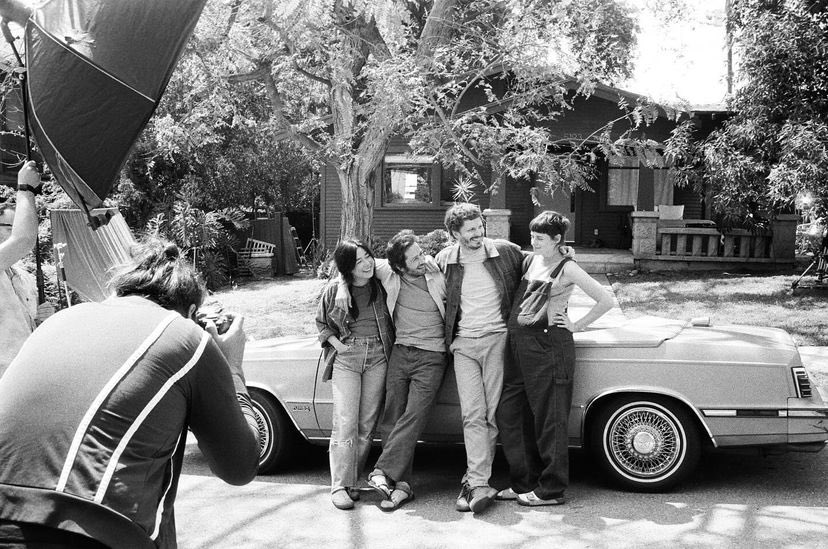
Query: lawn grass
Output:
[[607, 270, 828, 346], [212, 267, 828, 347], [209, 270, 327, 340]]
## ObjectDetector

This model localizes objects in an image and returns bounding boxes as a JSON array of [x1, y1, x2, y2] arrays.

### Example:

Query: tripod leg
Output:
[[792, 260, 817, 289]]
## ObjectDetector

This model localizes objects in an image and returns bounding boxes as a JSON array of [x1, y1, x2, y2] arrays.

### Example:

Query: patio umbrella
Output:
[[22, 0, 207, 226]]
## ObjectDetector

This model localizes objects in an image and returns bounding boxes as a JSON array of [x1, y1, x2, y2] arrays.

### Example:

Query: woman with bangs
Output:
[[316, 239, 394, 510], [496, 211, 614, 507]]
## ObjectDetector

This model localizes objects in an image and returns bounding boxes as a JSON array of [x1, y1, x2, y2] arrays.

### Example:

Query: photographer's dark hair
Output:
[[386, 230, 418, 275], [530, 210, 571, 241], [444, 202, 483, 237], [333, 238, 378, 317], [109, 238, 206, 316]]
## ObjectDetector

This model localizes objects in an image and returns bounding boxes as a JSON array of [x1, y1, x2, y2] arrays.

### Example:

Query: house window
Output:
[[607, 156, 639, 208], [383, 155, 448, 207]]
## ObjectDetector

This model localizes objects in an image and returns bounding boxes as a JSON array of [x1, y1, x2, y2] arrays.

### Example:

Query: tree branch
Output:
[[423, 94, 483, 166], [256, 10, 333, 87], [227, 62, 325, 153], [415, 0, 458, 64], [221, 0, 242, 40]]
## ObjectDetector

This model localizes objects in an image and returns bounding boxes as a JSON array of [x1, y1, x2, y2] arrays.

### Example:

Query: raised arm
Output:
[[0, 161, 41, 272]]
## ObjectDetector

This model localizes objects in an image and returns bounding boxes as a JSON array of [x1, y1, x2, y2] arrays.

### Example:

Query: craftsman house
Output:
[[320, 79, 726, 250]]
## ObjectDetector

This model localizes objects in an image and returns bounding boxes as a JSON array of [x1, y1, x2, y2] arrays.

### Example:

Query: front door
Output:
[[534, 183, 577, 244]]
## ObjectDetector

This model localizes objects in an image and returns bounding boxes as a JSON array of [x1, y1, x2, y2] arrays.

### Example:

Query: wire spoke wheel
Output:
[[248, 388, 297, 473], [591, 397, 701, 491], [250, 400, 273, 462], [608, 406, 682, 478]]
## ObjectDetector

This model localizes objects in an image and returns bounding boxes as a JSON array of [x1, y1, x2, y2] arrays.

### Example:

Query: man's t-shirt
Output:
[[394, 273, 444, 352], [457, 245, 506, 337]]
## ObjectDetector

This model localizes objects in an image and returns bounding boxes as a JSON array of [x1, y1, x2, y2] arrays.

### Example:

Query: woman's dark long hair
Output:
[[333, 239, 378, 318]]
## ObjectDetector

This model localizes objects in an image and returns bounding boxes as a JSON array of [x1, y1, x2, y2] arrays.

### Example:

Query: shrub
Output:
[[419, 229, 451, 257]]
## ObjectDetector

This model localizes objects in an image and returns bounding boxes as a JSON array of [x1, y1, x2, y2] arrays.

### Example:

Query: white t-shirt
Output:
[[0, 265, 37, 376], [457, 246, 506, 337]]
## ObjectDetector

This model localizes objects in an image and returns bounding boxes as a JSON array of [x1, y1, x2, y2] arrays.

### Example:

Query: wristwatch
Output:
[[17, 184, 41, 195]]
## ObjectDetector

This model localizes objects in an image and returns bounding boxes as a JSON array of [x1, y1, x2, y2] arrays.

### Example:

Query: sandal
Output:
[[495, 487, 519, 501], [380, 481, 414, 512], [516, 491, 565, 507], [367, 471, 391, 499]]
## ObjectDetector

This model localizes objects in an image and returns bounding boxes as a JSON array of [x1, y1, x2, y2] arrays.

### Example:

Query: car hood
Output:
[[243, 317, 801, 368], [576, 315, 801, 367]]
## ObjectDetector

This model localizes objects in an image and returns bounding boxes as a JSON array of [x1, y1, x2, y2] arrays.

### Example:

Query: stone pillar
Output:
[[483, 209, 512, 241], [631, 211, 659, 257], [771, 213, 800, 261]]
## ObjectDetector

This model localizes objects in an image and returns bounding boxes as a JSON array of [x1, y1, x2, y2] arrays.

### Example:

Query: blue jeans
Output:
[[373, 344, 447, 483], [450, 332, 508, 489], [329, 336, 387, 492]]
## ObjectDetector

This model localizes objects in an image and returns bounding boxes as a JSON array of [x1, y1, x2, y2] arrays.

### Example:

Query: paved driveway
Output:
[[175, 278, 828, 548], [176, 439, 828, 549]]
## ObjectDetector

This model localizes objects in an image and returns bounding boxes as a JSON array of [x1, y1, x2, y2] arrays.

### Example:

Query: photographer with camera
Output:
[[0, 238, 259, 548]]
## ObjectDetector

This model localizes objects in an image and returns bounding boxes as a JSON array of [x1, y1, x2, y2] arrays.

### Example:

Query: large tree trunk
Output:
[[336, 164, 376, 243]]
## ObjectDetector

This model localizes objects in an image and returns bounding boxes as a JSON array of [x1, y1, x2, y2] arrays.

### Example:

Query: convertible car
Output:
[[242, 316, 828, 492]]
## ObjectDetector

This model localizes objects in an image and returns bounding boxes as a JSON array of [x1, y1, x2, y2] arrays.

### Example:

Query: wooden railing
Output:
[[658, 227, 774, 261], [631, 212, 799, 270]]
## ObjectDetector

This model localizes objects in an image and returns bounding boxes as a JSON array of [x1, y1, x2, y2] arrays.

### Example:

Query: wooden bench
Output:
[[236, 238, 277, 277]]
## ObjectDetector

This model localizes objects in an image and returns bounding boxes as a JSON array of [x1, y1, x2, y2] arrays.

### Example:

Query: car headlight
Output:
[[792, 367, 813, 398]]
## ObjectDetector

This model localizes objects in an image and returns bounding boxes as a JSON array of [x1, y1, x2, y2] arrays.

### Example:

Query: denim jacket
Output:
[[435, 238, 523, 348], [315, 279, 395, 381]]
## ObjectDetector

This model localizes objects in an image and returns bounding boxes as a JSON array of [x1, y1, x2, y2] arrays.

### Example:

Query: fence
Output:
[[631, 212, 799, 271]]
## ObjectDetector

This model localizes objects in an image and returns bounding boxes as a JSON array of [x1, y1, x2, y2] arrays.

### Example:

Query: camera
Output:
[[196, 303, 232, 335]]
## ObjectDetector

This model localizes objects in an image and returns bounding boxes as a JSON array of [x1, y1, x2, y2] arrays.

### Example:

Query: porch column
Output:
[[771, 214, 799, 261], [484, 174, 511, 240], [483, 208, 512, 240], [631, 211, 659, 257]]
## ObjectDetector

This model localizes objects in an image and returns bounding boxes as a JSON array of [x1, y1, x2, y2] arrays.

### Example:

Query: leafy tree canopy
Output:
[[154, 0, 678, 241], [671, 0, 828, 228]]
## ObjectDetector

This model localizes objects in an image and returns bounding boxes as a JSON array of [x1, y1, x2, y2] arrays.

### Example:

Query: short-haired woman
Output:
[[316, 239, 394, 510], [496, 211, 614, 506]]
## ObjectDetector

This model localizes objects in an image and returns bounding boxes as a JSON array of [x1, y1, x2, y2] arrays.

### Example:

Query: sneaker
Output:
[[331, 489, 354, 510], [455, 483, 471, 512], [516, 491, 565, 507], [495, 487, 519, 501], [468, 486, 495, 514]]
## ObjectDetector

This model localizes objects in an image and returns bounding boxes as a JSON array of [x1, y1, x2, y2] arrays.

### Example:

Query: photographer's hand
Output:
[[208, 313, 247, 389]]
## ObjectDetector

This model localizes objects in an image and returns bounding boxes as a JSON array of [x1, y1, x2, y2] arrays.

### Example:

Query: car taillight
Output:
[[792, 367, 813, 398]]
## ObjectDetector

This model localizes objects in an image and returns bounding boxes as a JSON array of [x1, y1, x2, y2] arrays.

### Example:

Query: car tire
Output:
[[249, 388, 296, 474], [589, 395, 701, 492]]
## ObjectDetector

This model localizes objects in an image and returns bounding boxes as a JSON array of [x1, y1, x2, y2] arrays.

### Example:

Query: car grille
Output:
[[792, 367, 813, 398]]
